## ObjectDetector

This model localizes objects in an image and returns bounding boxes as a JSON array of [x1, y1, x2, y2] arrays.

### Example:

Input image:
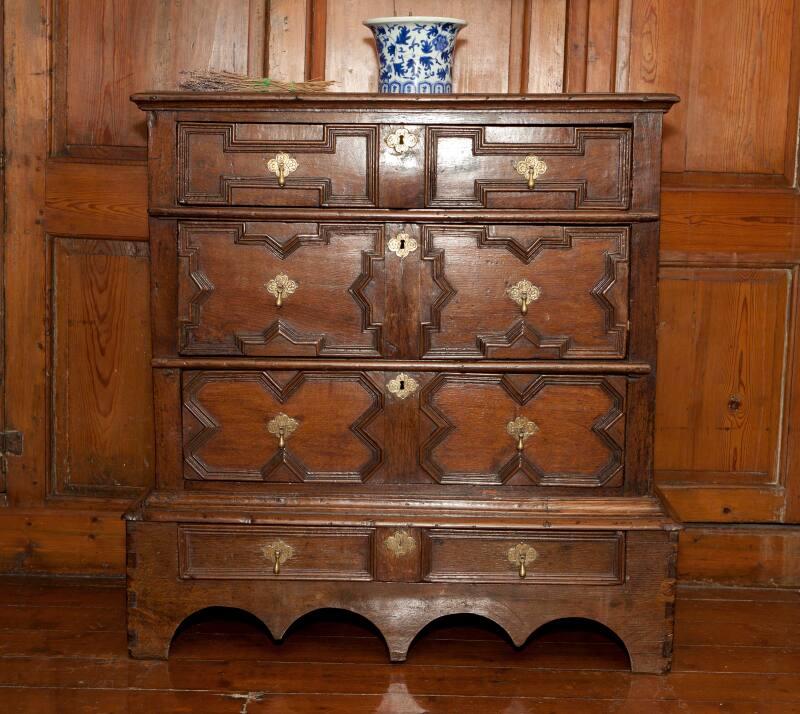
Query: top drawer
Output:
[[176, 120, 632, 211], [178, 122, 378, 208], [427, 125, 632, 210]]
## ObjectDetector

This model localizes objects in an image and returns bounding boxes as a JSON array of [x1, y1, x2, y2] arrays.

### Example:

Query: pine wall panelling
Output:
[[1, 0, 800, 578]]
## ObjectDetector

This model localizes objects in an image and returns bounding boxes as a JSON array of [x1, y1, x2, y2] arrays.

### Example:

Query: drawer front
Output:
[[178, 122, 377, 207], [427, 125, 631, 209], [178, 222, 384, 356], [179, 525, 374, 580], [182, 371, 383, 483], [420, 373, 626, 487], [420, 225, 629, 359], [425, 529, 624, 584]]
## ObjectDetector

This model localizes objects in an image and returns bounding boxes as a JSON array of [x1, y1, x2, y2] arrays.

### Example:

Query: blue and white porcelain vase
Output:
[[364, 16, 467, 94]]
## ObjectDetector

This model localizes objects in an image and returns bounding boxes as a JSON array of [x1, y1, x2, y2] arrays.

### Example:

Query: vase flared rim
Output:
[[364, 16, 467, 28]]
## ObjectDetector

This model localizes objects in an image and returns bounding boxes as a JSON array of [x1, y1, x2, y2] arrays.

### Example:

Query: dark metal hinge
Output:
[[0, 430, 23, 456]]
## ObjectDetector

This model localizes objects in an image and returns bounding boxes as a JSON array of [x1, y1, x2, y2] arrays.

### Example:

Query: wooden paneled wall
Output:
[[2, 0, 800, 579]]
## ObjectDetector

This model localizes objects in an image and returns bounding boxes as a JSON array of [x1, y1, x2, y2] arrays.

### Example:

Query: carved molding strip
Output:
[[178, 222, 384, 357], [425, 126, 632, 209], [182, 371, 384, 483], [420, 225, 629, 359], [419, 373, 625, 486], [177, 122, 378, 206]]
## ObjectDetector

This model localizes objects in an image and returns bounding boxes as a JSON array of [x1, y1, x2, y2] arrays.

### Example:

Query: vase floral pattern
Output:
[[365, 18, 466, 94]]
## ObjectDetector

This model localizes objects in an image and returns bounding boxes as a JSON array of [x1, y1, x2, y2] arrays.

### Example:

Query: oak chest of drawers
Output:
[[126, 93, 679, 673]]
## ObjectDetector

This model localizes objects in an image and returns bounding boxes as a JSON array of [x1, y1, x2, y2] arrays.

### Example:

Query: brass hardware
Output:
[[266, 151, 298, 187], [387, 373, 419, 400], [385, 530, 416, 558], [507, 543, 537, 579], [265, 273, 298, 307], [385, 127, 418, 155], [267, 412, 299, 449], [388, 232, 418, 259], [513, 154, 547, 189], [264, 539, 294, 575], [506, 279, 541, 315], [506, 416, 538, 451]]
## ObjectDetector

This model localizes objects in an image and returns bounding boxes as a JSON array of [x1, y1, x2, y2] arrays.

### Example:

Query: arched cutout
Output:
[[168, 606, 275, 658], [282, 607, 389, 659], [405, 613, 517, 662], [522, 617, 631, 670]]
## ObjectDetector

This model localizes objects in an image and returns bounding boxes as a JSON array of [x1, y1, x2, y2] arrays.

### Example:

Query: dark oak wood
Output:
[[127, 93, 678, 673]]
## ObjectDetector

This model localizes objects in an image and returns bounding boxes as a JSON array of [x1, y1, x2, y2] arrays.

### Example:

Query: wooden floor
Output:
[[0, 577, 797, 713]]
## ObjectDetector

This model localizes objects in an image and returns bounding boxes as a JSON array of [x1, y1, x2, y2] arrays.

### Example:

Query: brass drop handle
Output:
[[265, 273, 298, 308], [507, 543, 537, 579], [266, 151, 298, 187], [267, 412, 299, 449], [264, 540, 294, 575], [507, 416, 538, 452], [506, 280, 541, 316], [513, 154, 547, 189]]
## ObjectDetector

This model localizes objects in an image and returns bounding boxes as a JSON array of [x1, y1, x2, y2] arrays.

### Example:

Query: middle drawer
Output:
[[177, 221, 630, 359]]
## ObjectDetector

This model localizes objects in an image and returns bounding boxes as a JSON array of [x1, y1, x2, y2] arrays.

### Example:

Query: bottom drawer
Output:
[[425, 529, 624, 584], [178, 524, 374, 581]]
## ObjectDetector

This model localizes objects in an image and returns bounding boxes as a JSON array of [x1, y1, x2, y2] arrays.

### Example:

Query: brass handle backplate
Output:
[[385, 127, 418, 155], [266, 273, 298, 307], [384, 529, 416, 558], [387, 232, 418, 259], [267, 412, 299, 449], [507, 416, 538, 451], [266, 151, 298, 187], [507, 543, 537, 579], [506, 279, 541, 315], [513, 154, 547, 189], [264, 539, 294, 575]]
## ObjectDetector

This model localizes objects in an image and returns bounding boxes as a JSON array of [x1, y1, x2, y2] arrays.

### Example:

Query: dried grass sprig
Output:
[[179, 70, 335, 93]]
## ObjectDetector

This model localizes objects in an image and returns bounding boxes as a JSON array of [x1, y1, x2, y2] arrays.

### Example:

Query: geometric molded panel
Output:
[[178, 222, 384, 356], [420, 225, 629, 359], [178, 122, 378, 207], [182, 371, 383, 483], [420, 373, 625, 486], [427, 126, 632, 209]]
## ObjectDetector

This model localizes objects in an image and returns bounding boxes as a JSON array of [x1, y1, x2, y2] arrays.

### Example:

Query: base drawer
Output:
[[425, 529, 624, 584], [178, 524, 375, 581]]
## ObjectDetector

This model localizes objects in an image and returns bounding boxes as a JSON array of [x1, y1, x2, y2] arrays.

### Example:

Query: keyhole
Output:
[[398, 134, 405, 145], [399, 238, 405, 249], [399, 379, 405, 391]]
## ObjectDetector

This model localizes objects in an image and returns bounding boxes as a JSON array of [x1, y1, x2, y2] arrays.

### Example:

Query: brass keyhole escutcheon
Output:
[[506, 279, 541, 316], [265, 273, 298, 307], [388, 232, 418, 259], [266, 151, 298, 187], [264, 540, 294, 575], [384, 530, 416, 558], [385, 127, 419, 155], [387, 372, 419, 400], [507, 543, 537, 579], [267, 413, 299, 449], [513, 154, 547, 189], [507, 416, 538, 452]]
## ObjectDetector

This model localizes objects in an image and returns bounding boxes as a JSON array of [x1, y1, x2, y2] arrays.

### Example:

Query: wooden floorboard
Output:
[[0, 577, 797, 712]]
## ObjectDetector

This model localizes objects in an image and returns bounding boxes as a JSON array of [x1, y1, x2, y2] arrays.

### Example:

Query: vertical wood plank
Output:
[[50, 239, 154, 500], [655, 268, 789, 487], [306, 0, 327, 80], [564, 0, 589, 91], [585, 0, 618, 92], [266, 0, 309, 80], [4, 0, 48, 505], [247, 0, 268, 76], [525, 0, 567, 93]]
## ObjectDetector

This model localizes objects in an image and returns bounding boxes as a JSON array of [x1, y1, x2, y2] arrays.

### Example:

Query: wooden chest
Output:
[[126, 93, 679, 673]]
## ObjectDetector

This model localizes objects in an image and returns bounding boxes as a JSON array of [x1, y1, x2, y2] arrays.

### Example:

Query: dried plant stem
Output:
[[178, 70, 335, 93]]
